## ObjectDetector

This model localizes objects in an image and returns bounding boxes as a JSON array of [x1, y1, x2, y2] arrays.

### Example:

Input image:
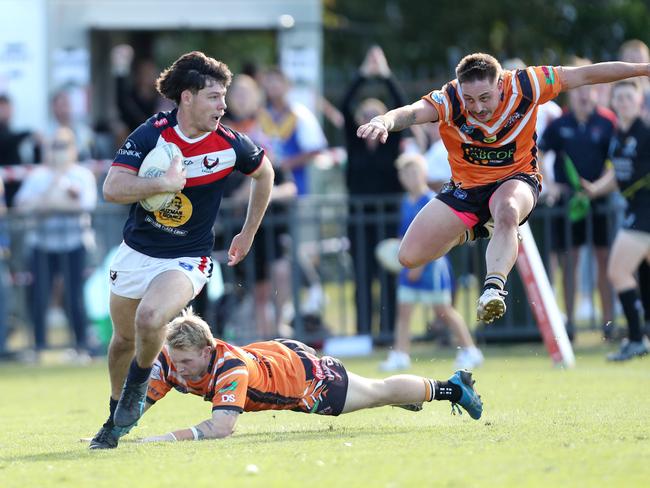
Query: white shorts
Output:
[[109, 242, 213, 299]]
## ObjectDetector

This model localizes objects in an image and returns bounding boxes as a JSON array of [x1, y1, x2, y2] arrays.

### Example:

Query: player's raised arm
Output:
[[558, 61, 650, 91], [140, 409, 239, 443], [356, 99, 439, 144]]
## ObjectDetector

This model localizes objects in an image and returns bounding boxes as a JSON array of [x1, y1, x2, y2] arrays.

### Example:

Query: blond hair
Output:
[[619, 39, 650, 62], [395, 152, 427, 171], [355, 97, 388, 125], [166, 307, 214, 351]]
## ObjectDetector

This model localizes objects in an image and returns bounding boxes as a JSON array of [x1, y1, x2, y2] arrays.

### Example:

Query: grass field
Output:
[[1, 337, 649, 488]]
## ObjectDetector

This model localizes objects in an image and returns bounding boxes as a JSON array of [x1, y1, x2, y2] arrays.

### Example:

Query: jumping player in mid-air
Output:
[[357, 53, 650, 324]]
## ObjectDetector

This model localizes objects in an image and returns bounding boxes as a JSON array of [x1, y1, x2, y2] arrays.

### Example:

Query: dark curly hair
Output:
[[156, 51, 232, 105], [455, 53, 502, 84]]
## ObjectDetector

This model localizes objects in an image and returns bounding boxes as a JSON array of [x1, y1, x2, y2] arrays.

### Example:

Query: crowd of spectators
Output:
[[0, 39, 648, 366]]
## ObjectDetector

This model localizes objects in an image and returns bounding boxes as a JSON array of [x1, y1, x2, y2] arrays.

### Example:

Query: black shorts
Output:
[[249, 224, 286, 281], [275, 339, 349, 416], [550, 196, 611, 250], [436, 173, 541, 227]]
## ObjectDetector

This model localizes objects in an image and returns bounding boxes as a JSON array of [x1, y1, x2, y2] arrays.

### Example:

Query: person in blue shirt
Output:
[[89, 51, 274, 449], [379, 153, 483, 371]]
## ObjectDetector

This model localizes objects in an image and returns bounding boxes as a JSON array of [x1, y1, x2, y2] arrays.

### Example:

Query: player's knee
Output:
[[110, 331, 134, 351], [398, 248, 422, 268], [433, 304, 450, 318], [493, 200, 519, 229], [134, 305, 165, 334], [606, 261, 616, 283], [607, 262, 627, 289]]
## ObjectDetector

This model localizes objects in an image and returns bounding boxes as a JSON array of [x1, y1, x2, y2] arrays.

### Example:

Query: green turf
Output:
[[1, 339, 649, 488]]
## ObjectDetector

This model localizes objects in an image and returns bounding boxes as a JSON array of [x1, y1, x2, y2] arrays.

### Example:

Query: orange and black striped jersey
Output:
[[423, 66, 564, 188], [147, 339, 328, 413]]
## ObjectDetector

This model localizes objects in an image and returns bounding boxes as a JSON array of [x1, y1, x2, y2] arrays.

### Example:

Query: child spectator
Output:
[[380, 153, 483, 371]]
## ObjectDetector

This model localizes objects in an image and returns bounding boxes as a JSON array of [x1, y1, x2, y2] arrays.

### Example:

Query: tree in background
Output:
[[323, 0, 650, 101]]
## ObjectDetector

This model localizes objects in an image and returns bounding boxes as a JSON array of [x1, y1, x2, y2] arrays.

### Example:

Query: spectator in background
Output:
[[0, 177, 9, 358], [258, 67, 327, 196], [380, 154, 483, 371], [619, 40, 650, 116], [223, 74, 297, 339], [257, 67, 327, 331], [14, 127, 97, 363], [49, 89, 96, 161], [0, 94, 42, 206], [111, 44, 169, 141], [422, 123, 452, 193], [582, 80, 650, 361], [537, 57, 615, 339], [619, 40, 650, 325], [342, 45, 404, 336]]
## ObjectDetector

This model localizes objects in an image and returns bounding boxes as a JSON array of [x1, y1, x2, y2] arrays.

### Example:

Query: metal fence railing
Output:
[[0, 192, 625, 354]]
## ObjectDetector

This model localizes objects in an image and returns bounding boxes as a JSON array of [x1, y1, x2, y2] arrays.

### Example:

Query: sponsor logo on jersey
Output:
[[311, 359, 325, 380], [504, 112, 523, 128], [221, 394, 236, 403], [178, 261, 194, 271], [460, 123, 475, 135], [461, 142, 516, 167], [117, 139, 142, 158], [151, 363, 163, 381], [623, 136, 638, 157], [483, 135, 497, 143], [218, 381, 238, 393], [153, 117, 169, 128], [311, 357, 342, 381], [202, 155, 219, 170], [154, 192, 193, 228], [541, 66, 555, 85], [430, 90, 445, 104], [453, 188, 468, 200], [110, 270, 117, 282]]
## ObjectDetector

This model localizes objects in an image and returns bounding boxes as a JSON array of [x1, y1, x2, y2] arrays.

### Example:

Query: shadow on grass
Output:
[[0, 424, 432, 463]]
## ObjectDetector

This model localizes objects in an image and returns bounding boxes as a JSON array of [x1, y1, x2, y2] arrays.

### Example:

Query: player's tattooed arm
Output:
[[357, 98, 438, 144], [194, 409, 240, 440], [383, 99, 440, 132], [140, 410, 240, 443]]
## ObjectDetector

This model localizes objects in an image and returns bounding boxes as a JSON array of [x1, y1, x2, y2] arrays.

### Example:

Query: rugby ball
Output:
[[375, 238, 403, 274], [138, 142, 183, 212]]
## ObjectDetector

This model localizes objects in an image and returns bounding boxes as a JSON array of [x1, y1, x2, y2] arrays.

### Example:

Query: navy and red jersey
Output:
[[538, 107, 616, 184], [112, 109, 264, 258]]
